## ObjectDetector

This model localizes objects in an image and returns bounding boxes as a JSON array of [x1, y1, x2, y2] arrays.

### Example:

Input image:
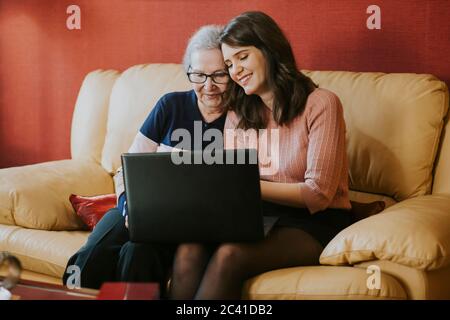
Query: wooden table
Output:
[[3, 278, 159, 300]]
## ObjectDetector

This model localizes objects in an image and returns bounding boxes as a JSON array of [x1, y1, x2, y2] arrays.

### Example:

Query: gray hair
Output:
[[182, 25, 224, 72]]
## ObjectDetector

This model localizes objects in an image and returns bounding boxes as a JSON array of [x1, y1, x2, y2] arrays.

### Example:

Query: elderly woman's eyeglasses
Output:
[[187, 68, 230, 84]]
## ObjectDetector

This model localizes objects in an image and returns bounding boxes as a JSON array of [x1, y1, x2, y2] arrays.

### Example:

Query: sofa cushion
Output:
[[71, 69, 120, 163], [304, 71, 449, 201], [432, 103, 450, 195], [101, 64, 191, 174], [243, 265, 406, 300], [0, 224, 90, 279], [320, 195, 450, 271], [355, 260, 450, 300], [0, 159, 114, 230]]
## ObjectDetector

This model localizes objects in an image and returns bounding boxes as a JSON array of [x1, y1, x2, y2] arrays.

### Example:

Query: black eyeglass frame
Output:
[[186, 66, 230, 84]]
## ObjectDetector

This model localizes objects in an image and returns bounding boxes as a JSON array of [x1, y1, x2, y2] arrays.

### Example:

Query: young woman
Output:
[[169, 11, 352, 300]]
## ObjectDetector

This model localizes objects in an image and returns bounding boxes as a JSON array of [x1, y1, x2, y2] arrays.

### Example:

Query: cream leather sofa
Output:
[[1, 64, 449, 299]]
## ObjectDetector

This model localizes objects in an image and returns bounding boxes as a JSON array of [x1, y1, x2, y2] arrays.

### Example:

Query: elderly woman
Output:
[[63, 25, 229, 297]]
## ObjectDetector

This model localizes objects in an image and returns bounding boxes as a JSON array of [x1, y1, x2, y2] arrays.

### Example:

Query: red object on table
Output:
[[97, 282, 159, 300]]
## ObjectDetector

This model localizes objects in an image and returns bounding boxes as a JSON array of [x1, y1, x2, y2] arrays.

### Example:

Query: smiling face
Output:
[[189, 48, 228, 112], [221, 44, 270, 98]]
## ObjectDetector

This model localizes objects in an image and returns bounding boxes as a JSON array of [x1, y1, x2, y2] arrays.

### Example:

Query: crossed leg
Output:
[[170, 243, 215, 299]]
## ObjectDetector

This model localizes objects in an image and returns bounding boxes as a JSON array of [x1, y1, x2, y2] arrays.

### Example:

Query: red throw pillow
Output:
[[69, 194, 117, 230]]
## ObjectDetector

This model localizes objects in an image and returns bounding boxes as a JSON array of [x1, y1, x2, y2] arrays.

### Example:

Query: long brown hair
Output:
[[220, 11, 317, 129]]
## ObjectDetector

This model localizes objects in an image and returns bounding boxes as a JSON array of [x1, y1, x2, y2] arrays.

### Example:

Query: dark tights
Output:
[[170, 227, 323, 300]]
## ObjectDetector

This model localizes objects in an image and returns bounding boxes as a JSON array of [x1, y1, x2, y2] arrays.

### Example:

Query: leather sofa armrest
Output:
[[320, 195, 450, 271], [0, 159, 114, 230]]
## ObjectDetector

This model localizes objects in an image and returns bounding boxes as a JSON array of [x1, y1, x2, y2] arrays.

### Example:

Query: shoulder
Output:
[[147, 90, 195, 120], [307, 88, 342, 109], [305, 88, 344, 117], [156, 90, 195, 110], [160, 90, 195, 102], [299, 88, 345, 130]]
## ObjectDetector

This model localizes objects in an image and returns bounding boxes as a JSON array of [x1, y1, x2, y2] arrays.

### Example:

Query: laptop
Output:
[[121, 149, 278, 243]]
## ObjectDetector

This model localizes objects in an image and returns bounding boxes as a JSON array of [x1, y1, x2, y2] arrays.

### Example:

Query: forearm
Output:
[[113, 167, 125, 199], [114, 132, 159, 202], [260, 180, 306, 208]]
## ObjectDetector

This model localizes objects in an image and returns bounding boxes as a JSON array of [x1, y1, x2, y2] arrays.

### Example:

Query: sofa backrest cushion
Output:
[[101, 64, 191, 173], [95, 65, 448, 201], [304, 71, 449, 201], [432, 107, 450, 195], [71, 69, 120, 163]]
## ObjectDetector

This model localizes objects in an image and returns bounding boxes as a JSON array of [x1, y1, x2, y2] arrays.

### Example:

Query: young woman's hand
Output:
[[260, 180, 306, 208]]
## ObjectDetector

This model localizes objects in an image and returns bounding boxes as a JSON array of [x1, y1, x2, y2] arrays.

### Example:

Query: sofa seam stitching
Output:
[[248, 293, 406, 299], [322, 249, 448, 263]]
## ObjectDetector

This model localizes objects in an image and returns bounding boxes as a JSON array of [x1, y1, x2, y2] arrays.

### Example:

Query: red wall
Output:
[[1, 0, 449, 168]]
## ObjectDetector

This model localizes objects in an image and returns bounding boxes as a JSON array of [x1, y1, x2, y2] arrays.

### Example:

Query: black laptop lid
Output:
[[121, 149, 264, 243]]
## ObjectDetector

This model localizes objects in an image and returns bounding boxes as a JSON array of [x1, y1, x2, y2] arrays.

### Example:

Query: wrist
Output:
[[260, 180, 268, 199]]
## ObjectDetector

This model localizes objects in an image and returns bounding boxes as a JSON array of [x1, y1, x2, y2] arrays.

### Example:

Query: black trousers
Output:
[[63, 208, 175, 291], [63, 208, 128, 289], [117, 241, 176, 298]]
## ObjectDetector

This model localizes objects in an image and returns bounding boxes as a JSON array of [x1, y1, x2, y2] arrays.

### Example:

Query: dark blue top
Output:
[[118, 90, 227, 215]]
